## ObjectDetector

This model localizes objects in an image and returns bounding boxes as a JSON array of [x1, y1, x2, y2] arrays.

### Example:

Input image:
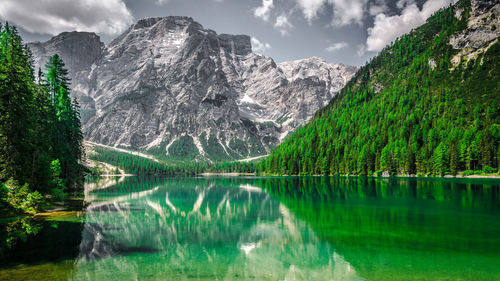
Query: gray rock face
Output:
[[29, 31, 104, 80], [29, 17, 356, 161], [449, 0, 500, 67]]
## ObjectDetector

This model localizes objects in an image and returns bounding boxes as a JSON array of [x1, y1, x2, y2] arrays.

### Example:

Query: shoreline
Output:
[[95, 173, 135, 177], [3, 173, 497, 220], [199, 173, 500, 179], [275, 175, 500, 179], [199, 172, 256, 176], [89, 172, 500, 179], [444, 175, 500, 179], [0, 196, 85, 221]]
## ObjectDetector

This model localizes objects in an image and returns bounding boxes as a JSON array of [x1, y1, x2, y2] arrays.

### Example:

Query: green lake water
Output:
[[1, 176, 499, 280]]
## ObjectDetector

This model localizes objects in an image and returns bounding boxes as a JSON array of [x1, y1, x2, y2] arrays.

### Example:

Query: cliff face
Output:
[[449, 0, 500, 66], [29, 31, 104, 80], [29, 17, 356, 161]]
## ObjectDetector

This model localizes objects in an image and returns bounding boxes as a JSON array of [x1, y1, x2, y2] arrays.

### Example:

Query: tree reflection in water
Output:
[[74, 177, 361, 280], [1, 176, 498, 280]]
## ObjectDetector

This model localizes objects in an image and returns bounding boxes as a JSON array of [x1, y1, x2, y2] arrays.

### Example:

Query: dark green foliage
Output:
[[88, 146, 257, 175], [228, 139, 248, 156], [168, 136, 199, 160], [205, 161, 256, 173], [0, 23, 37, 184], [44, 54, 84, 189], [90, 146, 197, 176], [4, 179, 46, 213], [0, 24, 84, 215], [200, 132, 230, 162], [262, 1, 499, 176], [247, 135, 267, 156]]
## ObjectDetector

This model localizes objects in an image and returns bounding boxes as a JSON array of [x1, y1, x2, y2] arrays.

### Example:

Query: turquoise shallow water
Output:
[[1, 176, 499, 280]]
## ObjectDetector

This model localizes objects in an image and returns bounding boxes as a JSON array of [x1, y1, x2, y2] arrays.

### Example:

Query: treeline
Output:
[[206, 161, 256, 173], [0, 24, 83, 215], [262, 1, 499, 176], [89, 146, 198, 176], [89, 146, 256, 175]]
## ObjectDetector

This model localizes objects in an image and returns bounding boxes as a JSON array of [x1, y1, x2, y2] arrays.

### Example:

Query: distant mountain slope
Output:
[[29, 31, 104, 81], [28, 17, 356, 162], [263, 0, 499, 176]]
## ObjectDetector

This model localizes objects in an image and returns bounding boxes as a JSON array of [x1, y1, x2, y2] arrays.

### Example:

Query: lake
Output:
[[1, 176, 499, 280]]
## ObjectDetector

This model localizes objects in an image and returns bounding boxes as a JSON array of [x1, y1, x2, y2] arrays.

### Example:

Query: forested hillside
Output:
[[0, 24, 83, 215], [87, 144, 256, 176], [262, 0, 499, 176]]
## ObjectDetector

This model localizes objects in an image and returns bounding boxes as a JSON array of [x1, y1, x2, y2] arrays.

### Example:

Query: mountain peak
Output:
[[52, 31, 101, 40], [110, 15, 252, 57], [28, 16, 356, 161], [133, 16, 195, 30], [27, 31, 104, 78], [29, 31, 102, 47], [218, 33, 252, 56]]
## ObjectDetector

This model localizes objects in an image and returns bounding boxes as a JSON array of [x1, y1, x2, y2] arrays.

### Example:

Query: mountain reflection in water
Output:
[[74, 177, 360, 280], [3, 176, 497, 280]]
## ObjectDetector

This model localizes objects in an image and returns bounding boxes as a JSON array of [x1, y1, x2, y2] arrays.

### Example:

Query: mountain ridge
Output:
[[28, 16, 356, 162]]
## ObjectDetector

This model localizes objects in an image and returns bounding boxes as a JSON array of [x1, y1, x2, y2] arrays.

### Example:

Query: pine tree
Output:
[[44, 54, 84, 189], [261, 2, 499, 176], [0, 23, 36, 183]]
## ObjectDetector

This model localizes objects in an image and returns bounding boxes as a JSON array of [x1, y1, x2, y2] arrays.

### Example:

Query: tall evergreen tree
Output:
[[0, 24, 85, 214], [261, 1, 499, 176], [44, 54, 83, 189], [0, 23, 36, 183]]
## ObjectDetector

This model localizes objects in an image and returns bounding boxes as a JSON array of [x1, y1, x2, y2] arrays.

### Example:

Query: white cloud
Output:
[[295, 0, 325, 23], [295, 0, 367, 27], [251, 37, 271, 54], [254, 0, 274, 21], [369, 0, 388, 16], [369, 5, 386, 16], [0, 0, 134, 36], [365, 0, 452, 52], [274, 14, 293, 36], [325, 41, 348, 52], [156, 0, 170, 5], [396, 0, 415, 9], [328, 0, 368, 26]]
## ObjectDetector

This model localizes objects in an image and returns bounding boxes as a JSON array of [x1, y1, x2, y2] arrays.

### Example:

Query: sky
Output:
[[0, 0, 455, 66]]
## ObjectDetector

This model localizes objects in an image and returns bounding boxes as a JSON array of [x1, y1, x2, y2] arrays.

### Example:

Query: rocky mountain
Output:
[[29, 17, 356, 161], [29, 31, 104, 80], [449, 0, 499, 67]]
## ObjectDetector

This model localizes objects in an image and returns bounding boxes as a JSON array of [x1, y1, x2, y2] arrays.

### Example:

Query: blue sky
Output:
[[0, 0, 454, 66]]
